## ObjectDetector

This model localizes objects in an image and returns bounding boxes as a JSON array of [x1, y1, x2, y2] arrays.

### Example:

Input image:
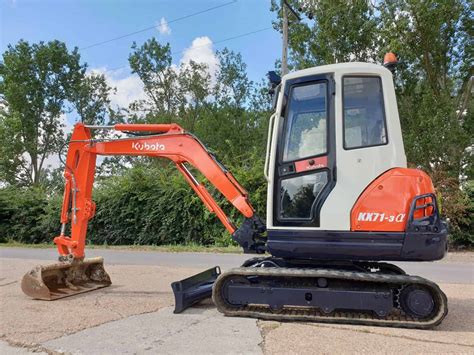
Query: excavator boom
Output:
[[21, 122, 265, 301]]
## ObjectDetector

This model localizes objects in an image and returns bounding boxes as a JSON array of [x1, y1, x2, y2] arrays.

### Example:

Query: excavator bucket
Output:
[[21, 257, 111, 300]]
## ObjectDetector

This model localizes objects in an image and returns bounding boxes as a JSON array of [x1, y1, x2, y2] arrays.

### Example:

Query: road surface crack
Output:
[[0, 281, 17, 287], [94, 294, 124, 318]]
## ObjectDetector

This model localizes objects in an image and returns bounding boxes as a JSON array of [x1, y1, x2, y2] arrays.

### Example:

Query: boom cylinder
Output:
[[84, 123, 184, 133]]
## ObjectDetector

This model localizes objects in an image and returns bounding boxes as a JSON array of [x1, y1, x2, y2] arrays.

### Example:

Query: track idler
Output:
[[21, 257, 111, 300]]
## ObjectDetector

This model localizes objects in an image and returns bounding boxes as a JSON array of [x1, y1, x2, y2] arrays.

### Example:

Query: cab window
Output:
[[283, 82, 327, 162], [280, 171, 328, 220], [343, 77, 387, 149]]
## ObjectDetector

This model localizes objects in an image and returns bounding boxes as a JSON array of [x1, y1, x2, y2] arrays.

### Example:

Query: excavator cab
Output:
[[264, 63, 447, 261], [211, 61, 448, 328]]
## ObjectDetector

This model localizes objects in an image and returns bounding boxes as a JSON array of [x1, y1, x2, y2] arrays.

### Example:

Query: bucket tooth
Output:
[[21, 257, 111, 300]]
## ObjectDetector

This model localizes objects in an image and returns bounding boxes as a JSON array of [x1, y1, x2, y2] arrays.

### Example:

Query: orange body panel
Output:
[[54, 123, 255, 258], [351, 168, 436, 232]]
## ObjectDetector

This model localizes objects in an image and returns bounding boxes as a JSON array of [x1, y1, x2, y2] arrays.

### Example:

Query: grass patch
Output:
[[0, 240, 242, 254], [0, 240, 55, 249]]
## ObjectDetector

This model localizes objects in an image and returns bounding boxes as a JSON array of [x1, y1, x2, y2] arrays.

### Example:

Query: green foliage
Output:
[[68, 73, 113, 125], [1, 1, 472, 247], [128, 39, 180, 116], [454, 182, 474, 246], [89, 164, 218, 245], [398, 87, 468, 174], [0, 40, 112, 185], [0, 40, 72, 185], [87, 152, 268, 246], [0, 186, 51, 243], [271, 0, 378, 68], [378, 0, 472, 243], [0, 160, 267, 246], [271, 0, 472, 246]]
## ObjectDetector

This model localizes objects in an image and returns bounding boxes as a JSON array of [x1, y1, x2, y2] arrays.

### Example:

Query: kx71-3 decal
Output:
[[357, 212, 405, 223]]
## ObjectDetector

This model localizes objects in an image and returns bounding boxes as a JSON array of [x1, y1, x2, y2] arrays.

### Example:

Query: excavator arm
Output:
[[56, 122, 266, 259], [21, 122, 265, 302]]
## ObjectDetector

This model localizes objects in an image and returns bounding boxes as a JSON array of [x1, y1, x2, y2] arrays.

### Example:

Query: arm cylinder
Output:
[[114, 123, 184, 133]]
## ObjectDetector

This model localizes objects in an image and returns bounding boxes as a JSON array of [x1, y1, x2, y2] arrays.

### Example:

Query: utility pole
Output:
[[281, 1, 301, 77], [281, 0, 289, 76]]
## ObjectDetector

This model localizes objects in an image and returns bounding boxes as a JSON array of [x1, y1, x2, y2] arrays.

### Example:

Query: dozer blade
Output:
[[171, 266, 221, 313], [21, 257, 111, 300]]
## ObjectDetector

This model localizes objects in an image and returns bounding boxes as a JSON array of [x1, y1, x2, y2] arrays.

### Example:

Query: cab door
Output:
[[273, 74, 336, 227]]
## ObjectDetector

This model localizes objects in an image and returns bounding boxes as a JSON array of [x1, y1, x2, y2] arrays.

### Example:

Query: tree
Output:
[[0, 40, 113, 186], [271, 0, 378, 68], [0, 40, 82, 185], [0, 103, 26, 184], [128, 38, 180, 118], [68, 72, 113, 125], [178, 60, 211, 131], [189, 48, 269, 165], [380, 0, 472, 178], [214, 48, 253, 107], [378, 0, 472, 244], [268, 0, 472, 244], [378, 0, 471, 175]]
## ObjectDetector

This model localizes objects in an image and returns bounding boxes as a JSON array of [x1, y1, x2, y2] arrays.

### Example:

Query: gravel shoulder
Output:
[[442, 250, 474, 263]]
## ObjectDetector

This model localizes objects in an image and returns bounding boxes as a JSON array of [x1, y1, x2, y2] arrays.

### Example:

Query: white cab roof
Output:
[[283, 62, 392, 82]]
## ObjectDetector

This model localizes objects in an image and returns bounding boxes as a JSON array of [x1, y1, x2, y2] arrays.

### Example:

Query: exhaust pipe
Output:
[[21, 257, 111, 300]]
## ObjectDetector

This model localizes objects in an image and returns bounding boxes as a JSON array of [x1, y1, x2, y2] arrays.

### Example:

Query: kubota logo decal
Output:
[[131, 142, 165, 151], [357, 212, 405, 223]]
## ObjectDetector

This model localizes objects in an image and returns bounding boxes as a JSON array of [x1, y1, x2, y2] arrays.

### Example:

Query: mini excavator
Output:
[[22, 54, 448, 329]]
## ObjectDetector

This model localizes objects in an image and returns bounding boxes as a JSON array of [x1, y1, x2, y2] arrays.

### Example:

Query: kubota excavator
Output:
[[22, 54, 448, 329]]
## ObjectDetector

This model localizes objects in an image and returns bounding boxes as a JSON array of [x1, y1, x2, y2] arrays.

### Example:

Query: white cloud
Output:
[[180, 36, 219, 80], [87, 37, 220, 111], [90, 67, 146, 109], [60, 113, 74, 135], [156, 17, 171, 35]]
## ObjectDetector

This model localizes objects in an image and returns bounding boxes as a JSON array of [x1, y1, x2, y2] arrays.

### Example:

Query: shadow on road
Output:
[[177, 299, 216, 315]]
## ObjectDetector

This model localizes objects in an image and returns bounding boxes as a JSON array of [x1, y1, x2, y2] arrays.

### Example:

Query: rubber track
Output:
[[212, 267, 448, 329]]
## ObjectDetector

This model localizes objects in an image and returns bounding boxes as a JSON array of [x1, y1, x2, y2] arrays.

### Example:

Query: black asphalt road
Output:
[[1, 247, 472, 284]]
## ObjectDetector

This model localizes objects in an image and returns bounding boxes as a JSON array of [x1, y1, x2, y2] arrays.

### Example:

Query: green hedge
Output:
[[0, 186, 53, 243], [0, 159, 267, 246], [89, 165, 226, 245], [446, 183, 474, 247]]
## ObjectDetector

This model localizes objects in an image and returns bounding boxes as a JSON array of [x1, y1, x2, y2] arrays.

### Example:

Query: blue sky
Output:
[[1, 0, 281, 84], [1, 0, 282, 168]]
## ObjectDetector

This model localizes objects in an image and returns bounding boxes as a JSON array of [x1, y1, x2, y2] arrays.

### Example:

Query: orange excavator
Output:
[[22, 55, 448, 329]]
